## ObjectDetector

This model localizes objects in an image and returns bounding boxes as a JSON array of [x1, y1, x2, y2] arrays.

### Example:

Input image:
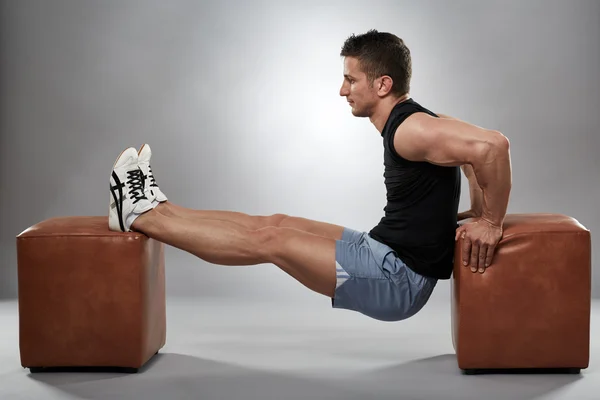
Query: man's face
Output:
[[339, 56, 379, 118]]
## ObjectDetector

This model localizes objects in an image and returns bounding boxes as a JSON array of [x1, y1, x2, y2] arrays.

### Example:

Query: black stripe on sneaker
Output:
[[110, 171, 126, 231]]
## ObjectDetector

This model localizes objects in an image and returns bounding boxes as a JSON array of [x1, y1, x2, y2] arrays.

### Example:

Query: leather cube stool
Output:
[[451, 213, 591, 374], [17, 216, 166, 372]]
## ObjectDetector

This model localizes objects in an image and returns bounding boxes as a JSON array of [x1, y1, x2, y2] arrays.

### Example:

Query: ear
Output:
[[376, 75, 394, 97]]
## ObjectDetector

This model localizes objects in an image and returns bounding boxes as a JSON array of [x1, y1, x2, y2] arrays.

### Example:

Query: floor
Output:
[[1, 291, 598, 400]]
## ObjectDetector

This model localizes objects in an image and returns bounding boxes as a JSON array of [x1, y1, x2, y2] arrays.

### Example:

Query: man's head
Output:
[[339, 29, 412, 118]]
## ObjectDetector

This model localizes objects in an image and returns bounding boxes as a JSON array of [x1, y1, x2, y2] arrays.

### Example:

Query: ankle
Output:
[[154, 201, 173, 217], [130, 208, 156, 232]]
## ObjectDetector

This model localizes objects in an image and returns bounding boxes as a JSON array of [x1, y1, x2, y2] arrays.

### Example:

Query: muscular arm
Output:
[[394, 112, 512, 227]]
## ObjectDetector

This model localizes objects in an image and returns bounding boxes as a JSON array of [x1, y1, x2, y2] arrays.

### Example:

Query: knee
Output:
[[250, 213, 288, 230], [266, 213, 289, 227], [252, 225, 287, 260], [253, 225, 283, 245]]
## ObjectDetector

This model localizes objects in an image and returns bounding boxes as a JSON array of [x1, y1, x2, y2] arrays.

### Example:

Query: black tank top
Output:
[[368, 98, 461, 279]]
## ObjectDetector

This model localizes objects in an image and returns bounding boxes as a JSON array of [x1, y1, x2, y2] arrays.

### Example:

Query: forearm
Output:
[[471, 136, 512, 226], [463, 165, 484, 213]]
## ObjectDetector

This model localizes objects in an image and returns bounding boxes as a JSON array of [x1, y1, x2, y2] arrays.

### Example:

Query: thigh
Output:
[[276, 215, 345, 241], [266, 227, 338, 298], [262, 226, 364, 298]]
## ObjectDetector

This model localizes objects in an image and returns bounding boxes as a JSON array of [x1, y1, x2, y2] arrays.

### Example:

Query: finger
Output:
[[470, 244, 479, 272], [462, 235, 471, 266], [455, 227, 465, 241], [485, 245, 496, 268], [478, 244, 488, 273]]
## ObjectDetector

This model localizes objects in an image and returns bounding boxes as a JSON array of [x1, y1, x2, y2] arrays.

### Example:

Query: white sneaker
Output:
[[137, 143, 168, 205], [109, 147, 154, 232]]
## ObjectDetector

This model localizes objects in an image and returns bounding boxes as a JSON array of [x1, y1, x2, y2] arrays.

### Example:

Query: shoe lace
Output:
[[148, 165, 158, 187], [126, 168, 148, 204]]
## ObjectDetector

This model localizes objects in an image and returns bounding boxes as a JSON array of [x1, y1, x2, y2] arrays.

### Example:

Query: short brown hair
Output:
[[340, 29, 412, 97]]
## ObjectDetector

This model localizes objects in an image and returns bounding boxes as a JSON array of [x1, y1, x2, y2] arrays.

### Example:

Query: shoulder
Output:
[[385, 100, 437, 136], [397, 111, 438, 131], [392, 112, 441, 160]]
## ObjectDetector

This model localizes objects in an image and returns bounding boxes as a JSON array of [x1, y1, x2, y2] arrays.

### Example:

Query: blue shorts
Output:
[[332, 227, 437, 322]]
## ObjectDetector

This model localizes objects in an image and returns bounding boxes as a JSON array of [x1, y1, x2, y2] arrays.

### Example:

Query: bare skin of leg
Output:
[[131, 204, 339, 297], [155, 201, 345, 241]]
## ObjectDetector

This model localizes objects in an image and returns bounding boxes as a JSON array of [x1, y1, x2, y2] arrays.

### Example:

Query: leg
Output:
[[131, 209, 337, 297], [155, 201, 345, 240]]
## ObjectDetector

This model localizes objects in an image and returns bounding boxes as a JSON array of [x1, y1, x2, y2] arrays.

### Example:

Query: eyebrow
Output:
[[344, 74, 356, 80]]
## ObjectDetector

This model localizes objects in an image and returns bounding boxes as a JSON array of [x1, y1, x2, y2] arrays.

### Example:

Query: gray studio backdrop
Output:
[[1, 0, 598, 301]]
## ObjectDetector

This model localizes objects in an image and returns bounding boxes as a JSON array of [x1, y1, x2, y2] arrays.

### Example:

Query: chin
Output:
[[349, 102, 372, 118], [351, 108, 369, 118]]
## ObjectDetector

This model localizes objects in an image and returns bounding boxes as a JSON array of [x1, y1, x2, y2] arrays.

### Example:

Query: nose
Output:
[[339, 81, 349, 97]]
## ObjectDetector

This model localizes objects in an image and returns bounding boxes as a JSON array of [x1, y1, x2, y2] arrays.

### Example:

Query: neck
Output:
[[370, 93, 411, 133]]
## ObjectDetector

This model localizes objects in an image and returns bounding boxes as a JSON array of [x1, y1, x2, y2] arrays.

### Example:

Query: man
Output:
[[108, 30, 511, 322]]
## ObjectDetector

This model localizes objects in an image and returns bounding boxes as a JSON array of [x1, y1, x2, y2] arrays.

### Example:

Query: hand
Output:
[[457, 209, 481, 221], [455, 217, 503, 273]]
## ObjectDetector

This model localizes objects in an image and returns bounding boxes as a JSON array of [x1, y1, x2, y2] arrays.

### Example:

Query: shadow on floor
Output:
[[27, 353, 584, 400], [352, 354, 584, 400], [27, 353, 367, 400]]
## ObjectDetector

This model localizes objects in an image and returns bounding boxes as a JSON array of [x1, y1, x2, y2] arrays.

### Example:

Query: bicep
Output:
[[394, 113, 502, 167]]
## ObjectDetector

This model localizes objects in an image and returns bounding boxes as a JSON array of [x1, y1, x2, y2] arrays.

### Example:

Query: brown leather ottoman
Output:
[[451, 213, 591, 374], [16, 216, 166, 373]]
